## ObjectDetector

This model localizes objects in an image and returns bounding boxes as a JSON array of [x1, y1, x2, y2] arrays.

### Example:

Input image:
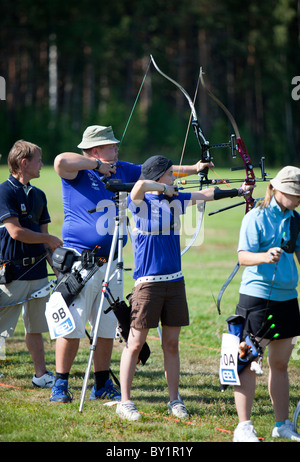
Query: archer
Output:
[[233, 166, 300, 442], [116, 154, 253, 421]]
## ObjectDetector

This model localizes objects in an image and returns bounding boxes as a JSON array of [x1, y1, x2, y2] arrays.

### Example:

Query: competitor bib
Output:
[[219, 333, 240, 386], [45, 292, 75, 339]]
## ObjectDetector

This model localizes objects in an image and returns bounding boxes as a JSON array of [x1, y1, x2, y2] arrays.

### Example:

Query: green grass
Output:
[[0, 165, 299, 443]]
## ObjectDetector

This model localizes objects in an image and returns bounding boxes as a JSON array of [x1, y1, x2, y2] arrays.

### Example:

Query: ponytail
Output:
[[259, 183, 273, 209]]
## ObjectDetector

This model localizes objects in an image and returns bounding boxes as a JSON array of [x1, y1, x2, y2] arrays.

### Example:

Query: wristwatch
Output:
[[162, 184, 168, 194], [94, 158, 102, 171]]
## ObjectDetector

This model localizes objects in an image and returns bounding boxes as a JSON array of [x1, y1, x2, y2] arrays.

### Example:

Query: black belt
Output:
[[12, 252, 47, 267]]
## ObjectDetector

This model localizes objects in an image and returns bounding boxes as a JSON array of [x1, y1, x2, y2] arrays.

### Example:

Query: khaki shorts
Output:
[[0, 278, 49, 337], [130, 279, 189, 329], [64, 259, 121, 339]]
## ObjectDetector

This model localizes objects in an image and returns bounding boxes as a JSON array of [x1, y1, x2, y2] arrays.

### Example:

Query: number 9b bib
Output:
[[46, 292, 75, 339]]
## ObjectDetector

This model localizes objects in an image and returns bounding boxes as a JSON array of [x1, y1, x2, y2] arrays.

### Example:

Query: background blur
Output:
[[0, 0, 299, 168]]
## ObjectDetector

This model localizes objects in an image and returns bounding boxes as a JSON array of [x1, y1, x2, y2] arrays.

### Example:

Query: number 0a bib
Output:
[[219, 333, 241, 386], [45, 292, 75, 339]]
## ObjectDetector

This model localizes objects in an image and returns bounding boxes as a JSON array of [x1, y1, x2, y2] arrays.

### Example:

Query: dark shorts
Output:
[[129, 279, 189, 329], [236, 294, 300, 339]]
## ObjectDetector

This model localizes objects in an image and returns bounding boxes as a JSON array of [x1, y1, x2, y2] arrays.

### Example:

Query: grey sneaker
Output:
[[32, 371, 55, 388], [116, 400, 141, 421], [272, 420, 300, 441], [167, 399, 188, 419]]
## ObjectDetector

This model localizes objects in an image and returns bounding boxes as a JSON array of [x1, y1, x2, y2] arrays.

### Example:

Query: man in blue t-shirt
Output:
[[51, 125, 209, 403], [0, 140, 63, 387]]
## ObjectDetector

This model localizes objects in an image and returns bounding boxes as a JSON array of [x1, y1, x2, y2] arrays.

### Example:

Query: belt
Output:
[[12, 252, 47, 267], [134, 271, 183, 286]]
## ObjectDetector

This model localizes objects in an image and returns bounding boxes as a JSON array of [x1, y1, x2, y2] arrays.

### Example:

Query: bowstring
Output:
[[174, 69, 230, 190], [119, 58, 152, 149], [174, 70, 201, 180], [173, 68, 218, 310]]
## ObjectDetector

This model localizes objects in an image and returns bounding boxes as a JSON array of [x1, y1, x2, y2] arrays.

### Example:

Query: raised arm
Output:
[[130, 179, 178, 203], [54, 152, 116, 180]]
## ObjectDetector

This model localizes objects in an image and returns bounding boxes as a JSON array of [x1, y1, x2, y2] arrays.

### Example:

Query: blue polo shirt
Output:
[[127, 191, 191, 280], [61, 161, 141, 256], [0, 175, 50, 280], [238, 196, 300, 301]]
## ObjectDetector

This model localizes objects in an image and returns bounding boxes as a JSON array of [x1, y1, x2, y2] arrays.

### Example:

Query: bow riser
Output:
[[235, 137, 256, 212]]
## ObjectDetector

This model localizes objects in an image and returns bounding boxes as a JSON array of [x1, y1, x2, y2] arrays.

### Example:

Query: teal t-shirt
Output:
[[238, 196, 300, 301]]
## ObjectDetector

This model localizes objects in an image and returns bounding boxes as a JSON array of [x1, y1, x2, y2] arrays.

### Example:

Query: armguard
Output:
[[213, 187, 239, 200]]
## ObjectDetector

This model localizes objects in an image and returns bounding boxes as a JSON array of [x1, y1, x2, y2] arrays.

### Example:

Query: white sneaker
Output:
[[272, 420, 300, 441], [32, 371, 55, 388], [116, 400, 141, 421], [167, 399, 188, 419], [233, 421, 260, 442]]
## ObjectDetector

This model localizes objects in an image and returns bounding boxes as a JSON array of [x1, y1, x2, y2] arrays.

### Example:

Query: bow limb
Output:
[[200, 69, 256, 214], [150, 55, 210, 255], [181, 201, 205, 257], [0, 279, 56, 308], [150, 55, 211, 166], [177, 73, 201, 175], [216, 262, 240, 315], [200, 69, 257, 313]]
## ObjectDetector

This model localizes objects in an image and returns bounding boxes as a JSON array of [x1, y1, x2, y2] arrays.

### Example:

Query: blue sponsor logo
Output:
[[53, 318, 74, 338], [221, 369, 237, 383]]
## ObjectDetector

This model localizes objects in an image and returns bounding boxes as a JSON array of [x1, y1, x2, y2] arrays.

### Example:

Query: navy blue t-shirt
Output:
[[0, 175, 50, 280], [61, 161, 141, 256]]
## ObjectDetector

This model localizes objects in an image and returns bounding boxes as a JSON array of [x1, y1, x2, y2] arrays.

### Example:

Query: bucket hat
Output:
[[270, 166, 300, 196], [77, 125, 119, 149]]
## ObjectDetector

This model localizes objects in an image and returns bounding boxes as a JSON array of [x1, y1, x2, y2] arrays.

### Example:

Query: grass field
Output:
[[0, 164, 300, 444]]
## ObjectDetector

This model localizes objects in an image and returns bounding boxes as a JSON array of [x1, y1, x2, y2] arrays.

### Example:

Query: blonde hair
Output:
[[8, 140, 41, 174], [259, 183, 274, 209]]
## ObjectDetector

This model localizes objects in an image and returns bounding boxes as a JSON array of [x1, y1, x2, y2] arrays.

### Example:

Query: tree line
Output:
[[0, 0, 299, 171]]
